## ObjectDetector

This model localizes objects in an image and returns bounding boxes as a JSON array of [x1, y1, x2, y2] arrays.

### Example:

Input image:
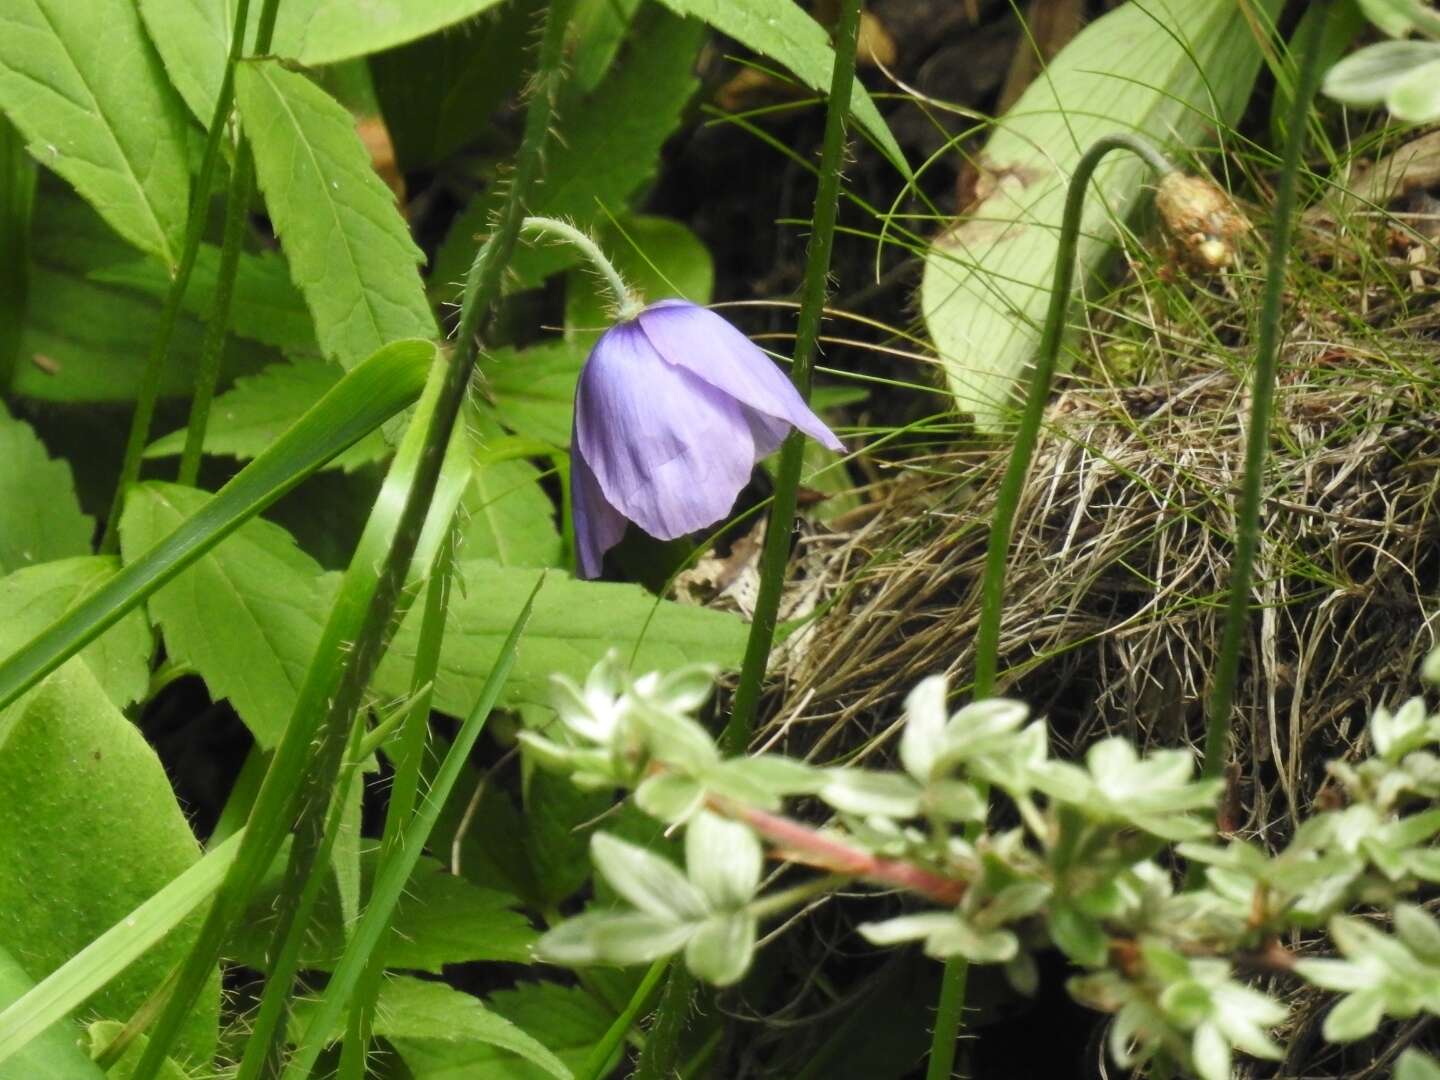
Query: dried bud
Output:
[[1155, 171, 1250, 271]]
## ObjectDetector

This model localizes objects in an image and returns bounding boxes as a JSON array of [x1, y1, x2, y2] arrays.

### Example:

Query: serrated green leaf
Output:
[[234, 854, 535, 973], [12, 194, 278, 402], [0, 404, 92, 573], [0, 557, 151, 713], [141, 0, 510, 124], [920, 0, 1277, 431], [235, 59, 436, 370], [395, 981, 609, 1080], [371, 0, 539, 172], [484, 341, 589, 448], [0, 0, 190, 265], [90, 246, 319, 356], [564, 214, 714, 345], [525, 770, 613, 908], [146, 359, 388, 472], [652, 0, 905, 175], [377, 559, 747, 717], [460, 413, 563, 566], [435, 5, 703, 294], [0, 664, 218, 1065], [572, 0, 643, 92], [119, 481, 327, 748]]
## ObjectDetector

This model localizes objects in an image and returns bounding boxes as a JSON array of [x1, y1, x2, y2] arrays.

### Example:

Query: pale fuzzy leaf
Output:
[[858, 913, 958, 947], [1323, 41, 1440, 106], [539, 910, 694, 967], [685, 811, 762, 910], [1191, 1021, 1230, 1080], [1388, 56, 1440, 122], [0, 403, 93, 574], [635, 773, 704, 824], [920, 0, 1277, 430], [235, 60, 436, 370], [0, 0, 190, 264], [591, 833, 708, 921], [820, 768, 923, 818], [1321, 989, 1386, 1043], [1397, 1050, 1440, 1080]]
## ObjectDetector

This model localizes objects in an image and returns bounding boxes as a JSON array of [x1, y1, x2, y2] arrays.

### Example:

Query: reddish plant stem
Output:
[[712, 798, 968, 906]]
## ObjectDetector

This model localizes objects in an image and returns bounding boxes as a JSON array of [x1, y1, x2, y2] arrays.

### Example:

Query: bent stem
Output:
[[724, 0, 864, 756], [1201, 2, 1329, 782], [521, 215, 642, 319], [930, 131, 1176, 1080]]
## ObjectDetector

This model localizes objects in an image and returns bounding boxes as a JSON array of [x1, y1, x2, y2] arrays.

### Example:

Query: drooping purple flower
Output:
[[571, 299, 844, 579]]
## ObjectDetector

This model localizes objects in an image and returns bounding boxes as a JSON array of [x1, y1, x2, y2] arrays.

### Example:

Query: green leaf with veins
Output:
[[235, 59, 436, 371], [119, 481, 327, 749], [0, 404, 92, 573], [0, 0, 191, 265]]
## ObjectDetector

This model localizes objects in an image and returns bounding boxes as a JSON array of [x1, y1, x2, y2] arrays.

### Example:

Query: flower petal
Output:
[[570, 445, 628, 578], [636, 301, 843, 452], [575, 321, 756, 540]]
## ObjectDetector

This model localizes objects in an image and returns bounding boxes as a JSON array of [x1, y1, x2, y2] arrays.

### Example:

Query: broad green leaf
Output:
[[919, 0, 1277, 431], [652, 0, 906, 175], [484, 341, 589, 448], [236, 60, 436, 370], [371, 0, 540, 172], [233, 855, 536, 972], [141, 0, 509, 124], [0, 665, 219, 1065], [434, 6, 703, 293], [525, 771, 614, 908], [394, 980, 603, 1079], [377, 559, 748, 717], [301, 977, 572, 1080], [0, 558, 151, 711], [0, 946, 104, 1080], [460, 413, 562, 567], [564, 214, 714, 345], [146, 359, 388, 472], [0, 0, 191, 265], [571, 0, 643, 92], [0, 404, 92, 573], [0, 339, 434, 718], [90, 246, 319, 356], [119, 481, 327, 749], [12, 194, 277, 402]]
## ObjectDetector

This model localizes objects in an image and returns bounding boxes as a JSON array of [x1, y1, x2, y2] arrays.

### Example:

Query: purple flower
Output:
[[571, 299, 844, 578]]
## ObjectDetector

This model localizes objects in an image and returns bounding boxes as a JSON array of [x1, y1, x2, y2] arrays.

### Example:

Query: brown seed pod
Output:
[[1155, 171, 1251, 271]]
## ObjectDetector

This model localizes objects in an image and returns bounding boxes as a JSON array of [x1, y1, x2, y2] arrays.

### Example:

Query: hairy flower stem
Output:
[[1201, 2, 1329, 782], [520, 215, 641, 319], [724, 0, 862, 755], [930, 131, 1177, 1080], [125, 4, 576, 1077], [101, 0, 274, 550]]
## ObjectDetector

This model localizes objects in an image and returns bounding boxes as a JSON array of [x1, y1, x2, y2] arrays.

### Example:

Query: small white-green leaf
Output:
[[119, 481, 326, 748], [235, 59, 436, 370], [820, 768, 922, 818], [1388, 56, 1440, 122], [591, 833, 708, 921], [652, 0, 906, 175], [635, 772, 705, 824], [1191, 1021, 1231, 1080], [1397, 1050, 1440, 1080], [0, 0, 190, 264], [1323, 40, 1440, 106], [684, 913, 756, 986], [0, 404, 92, 574], [538, 910, 693, 967], [685, 810, 761, 910], [1321, 989, 1386, 1043]]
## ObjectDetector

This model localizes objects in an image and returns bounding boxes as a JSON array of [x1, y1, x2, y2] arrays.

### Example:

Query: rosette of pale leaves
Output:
[[1323, 0, 1440, 122]]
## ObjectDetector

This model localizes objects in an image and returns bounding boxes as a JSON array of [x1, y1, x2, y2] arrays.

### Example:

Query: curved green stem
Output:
[[930, 131, 1176, 1080], [573, 958, 669, 1080], [521, 215, 641, 319], [1201, 2, 1329, 781], [723, 0, 863, 756]]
